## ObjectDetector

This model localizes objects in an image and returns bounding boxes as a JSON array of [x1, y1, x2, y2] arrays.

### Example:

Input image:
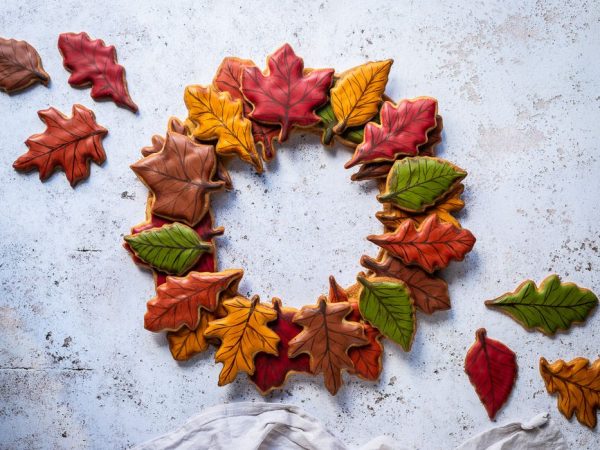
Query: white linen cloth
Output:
[[134, 402, 567, 450]]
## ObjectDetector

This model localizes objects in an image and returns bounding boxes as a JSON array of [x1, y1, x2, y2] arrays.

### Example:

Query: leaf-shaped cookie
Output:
[[124, 222, 212, 276], [540, 357, 600, 428], [126, 213, 223, 286], [184, 84, 262, 172], [144, 269, 243, 331], [139, 117, 233, 190], [345, 97, 438, 168], [13, 104, 107, 187], [378, 157, 466, 212], [205, 295, 280, 386], [166, 312, 215, 361], [376, 184, 465, 230], [131, 132, 224, 227], [58, 32, 137, 112], [0, 37, 50, 93], [357, 276, 416, 351], [241, 43, 334, 141], [289, 297, 368, 394], [328, 276, 383, 380], [368, 214, 476, 273], [250, 299, 312, 394], [485, 275, 598, 335], [213, 56, 280, 161], [361, 254, 450, 314], [350, 115, 445, 181], [330, 60, 393, 134], [465, 329, 517, 419]]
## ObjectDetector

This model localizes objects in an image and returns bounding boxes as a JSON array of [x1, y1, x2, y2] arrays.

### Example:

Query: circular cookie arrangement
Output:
[[124, 43, 477, 395]]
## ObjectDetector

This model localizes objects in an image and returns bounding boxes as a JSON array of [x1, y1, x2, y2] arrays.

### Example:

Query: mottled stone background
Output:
[[1, 0, 599, 448]]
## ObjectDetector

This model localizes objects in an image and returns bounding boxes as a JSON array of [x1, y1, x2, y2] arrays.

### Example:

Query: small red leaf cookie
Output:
[[242, 44, 334, 141], [465, 328, 517, 419], [13, 104, 107, 187], [58, 32, 137, 112], [250, 299, 312, 394]]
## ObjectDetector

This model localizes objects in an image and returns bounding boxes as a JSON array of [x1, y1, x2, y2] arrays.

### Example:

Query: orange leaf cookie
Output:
[[166, 312, 215, 361], [184, 84, 262, 172], [205, 296, 279, 386], [540, 357, 600, 428]]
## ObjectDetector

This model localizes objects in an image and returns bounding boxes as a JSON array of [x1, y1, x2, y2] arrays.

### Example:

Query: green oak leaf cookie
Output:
[[485, 275, 598, 335], [378, 156, 466, 212], [357, 275, 415, 351], [125, 222, 212, 276]]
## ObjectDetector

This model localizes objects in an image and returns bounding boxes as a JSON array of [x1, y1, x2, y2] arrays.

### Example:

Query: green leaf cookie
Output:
[[485, 275, 598, 335], [357, 276, 416, 351], [125, 222, 212, 275], [378, 156, 466, 212]]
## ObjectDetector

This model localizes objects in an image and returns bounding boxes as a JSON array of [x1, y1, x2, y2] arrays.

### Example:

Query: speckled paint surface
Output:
[[1, 0, 599, 448]]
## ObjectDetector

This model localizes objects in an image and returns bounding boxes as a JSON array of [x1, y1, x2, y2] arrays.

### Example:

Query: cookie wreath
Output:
[[124, 44, 476, 395]]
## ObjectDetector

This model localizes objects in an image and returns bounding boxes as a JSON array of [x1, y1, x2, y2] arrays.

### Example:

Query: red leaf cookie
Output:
[[242, 44, 334, 141], [250, 299, 312, 394], [13, 104, 107, 187], [144, 269, 243, 332], [465, 328, 517, 419], [58, 32, 137, 112], [368, 214, 476, 273], [345, 97, 438, 168]]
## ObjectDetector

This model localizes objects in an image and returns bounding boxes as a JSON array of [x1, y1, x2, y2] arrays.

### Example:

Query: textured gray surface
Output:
[[0, 0, 599, 448]]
